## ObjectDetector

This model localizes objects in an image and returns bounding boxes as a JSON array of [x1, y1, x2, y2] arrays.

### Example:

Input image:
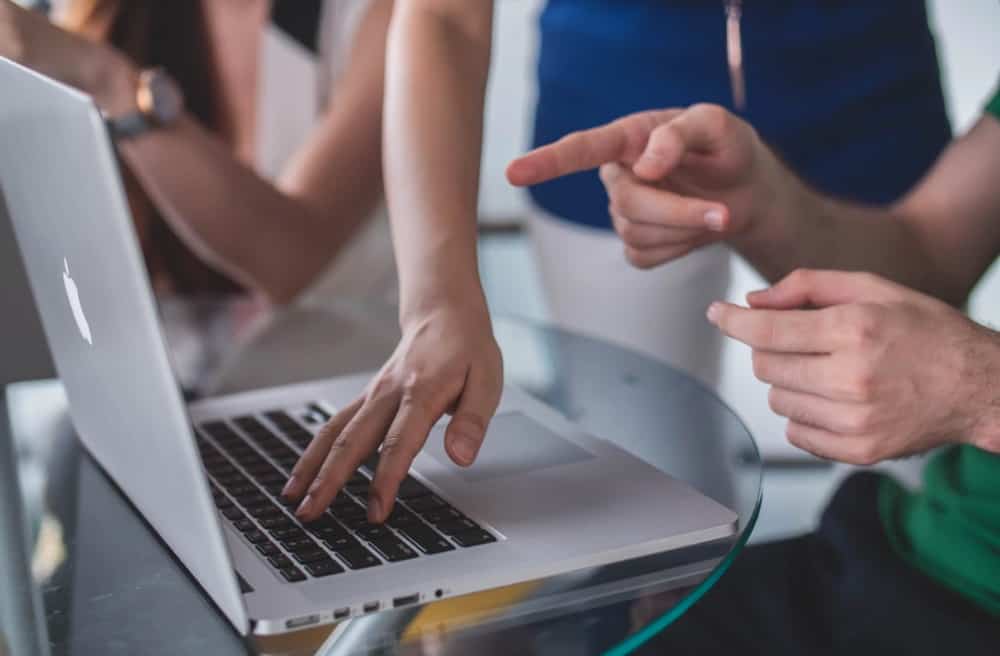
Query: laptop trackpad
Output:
[[424, 412, 595, 482]]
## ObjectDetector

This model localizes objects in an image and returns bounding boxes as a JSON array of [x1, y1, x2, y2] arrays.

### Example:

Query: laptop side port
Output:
[[362, 601, 380, 614], [333, 607, 351, 620], [285, 614, 320, 630], [393, 593, 420, 608]]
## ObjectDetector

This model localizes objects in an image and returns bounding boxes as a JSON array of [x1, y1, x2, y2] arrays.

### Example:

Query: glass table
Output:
[[2, 298, 761, 655]]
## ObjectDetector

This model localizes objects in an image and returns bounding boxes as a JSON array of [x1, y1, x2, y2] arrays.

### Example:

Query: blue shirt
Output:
[[530, 0, 951, 229]]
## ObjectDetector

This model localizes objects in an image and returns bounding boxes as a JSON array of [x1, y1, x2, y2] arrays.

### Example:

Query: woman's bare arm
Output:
[[99, 0, 393, 303]]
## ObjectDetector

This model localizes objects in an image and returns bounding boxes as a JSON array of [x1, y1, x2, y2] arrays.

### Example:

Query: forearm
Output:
[[731, 150, 960, 304], [89, 24, 385, 303], [383, 2, 493, 323], [120, 114, 378, 304]]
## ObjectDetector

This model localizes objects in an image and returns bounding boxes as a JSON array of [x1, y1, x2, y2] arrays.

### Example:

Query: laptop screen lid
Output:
[[0, 59, 248, 634]]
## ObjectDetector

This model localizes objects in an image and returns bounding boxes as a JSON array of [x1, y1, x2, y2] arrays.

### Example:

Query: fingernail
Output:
[[282, 475, 299, 498], [706, 303, 722, 324], [296, 494, 314, 519], [704, 209, 726, 231], [451, 436, 478, 465], [368, 496, 383, 523]]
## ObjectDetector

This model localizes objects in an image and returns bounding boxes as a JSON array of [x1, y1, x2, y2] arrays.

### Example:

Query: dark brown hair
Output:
[[63, 0, 238, 293]]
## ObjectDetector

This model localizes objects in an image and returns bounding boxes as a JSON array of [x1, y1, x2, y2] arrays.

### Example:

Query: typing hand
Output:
[[507, 104, 776, 269], [708, 269, 1000, 463], [283, 304, 503, 523]]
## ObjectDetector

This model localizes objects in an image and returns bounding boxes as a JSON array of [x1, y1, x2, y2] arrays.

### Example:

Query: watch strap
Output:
[[106, 111, 155, 141]]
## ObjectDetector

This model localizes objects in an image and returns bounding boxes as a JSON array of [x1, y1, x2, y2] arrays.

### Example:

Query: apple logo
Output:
[[63, 258, 92, 346]]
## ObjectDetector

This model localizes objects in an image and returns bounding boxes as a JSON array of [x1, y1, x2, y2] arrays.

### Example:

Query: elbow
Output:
[[392, 0, 494, 49]]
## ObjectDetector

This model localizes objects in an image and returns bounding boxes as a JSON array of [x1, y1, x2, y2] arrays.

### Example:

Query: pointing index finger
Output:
[[506, 110, 680, 186]]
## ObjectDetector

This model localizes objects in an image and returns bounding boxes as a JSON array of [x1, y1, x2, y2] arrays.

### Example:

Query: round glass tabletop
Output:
[[4, 298, 761, 656]]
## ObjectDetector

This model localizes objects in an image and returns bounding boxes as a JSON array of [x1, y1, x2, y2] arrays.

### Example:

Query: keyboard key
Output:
[[396, 477, 430, 500], [272, 527, 307, 542], [233, 519, 255, 533], [234, 416, 269, 434], [262, 482, 287, 497], [306, 523, 349, 541], [355, 524, 392, 541], [264, 410, 298, 428], [399, 526, 456, 555], [406, 495, 447, 514], [268, 555, 294, 570], [435, 518, 481, 535], [292, 549, 329, 565], [337, 547, 381, 570], [451, 529, 496, 547], [305, 559, 344, 578], [226, 483, 257, 497], [222, 507, 244, 521], [246, 503, 281, 517], [323, 535, 363, 553], [258, 472, 288, 486], [258, 516, 295, 531], [338, 514, 372, 531], [283, 429, 313, 448], [234, 492, 270, 508], [255, 542, 281, 557], [421, 507, 464, 525], [307, 403, 331, 422], [214, 495, 234, 510], [283, 538, 319, 553], [244, 530, 269, 544], [387, 507, 422, 528], [200, 421, 231, 437], [345, 479, 369, 496], [368, 536, 418, 562], [279, 566, 306, 583]]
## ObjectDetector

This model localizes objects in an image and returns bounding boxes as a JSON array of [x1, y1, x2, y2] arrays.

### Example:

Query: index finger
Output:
[[368, 391, 442, 523], [506, 109, 680, 186], [706, 302, 839, 353]]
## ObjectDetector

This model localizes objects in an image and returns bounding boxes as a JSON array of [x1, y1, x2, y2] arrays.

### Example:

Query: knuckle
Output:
[[787, 268, 812, 288], [752, 351, 771, 381], [853, 442, 883, 467], [845, 305, 882, 346], [690, 103, 727, 128], [618, 220, 644, 246], [845, 367, 876, 403], [450, 411, 487, 439], [368, 374, 397, 401]]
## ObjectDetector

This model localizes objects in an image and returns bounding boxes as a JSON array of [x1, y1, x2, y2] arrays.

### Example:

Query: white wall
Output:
[[478, 0, 1000, 457]]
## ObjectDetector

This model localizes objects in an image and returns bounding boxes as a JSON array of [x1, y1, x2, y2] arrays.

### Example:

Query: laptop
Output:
[[0, 58, 737, 637]]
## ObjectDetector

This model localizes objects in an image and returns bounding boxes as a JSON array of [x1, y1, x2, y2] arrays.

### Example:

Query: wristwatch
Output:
[[105, 68, 184, 141]]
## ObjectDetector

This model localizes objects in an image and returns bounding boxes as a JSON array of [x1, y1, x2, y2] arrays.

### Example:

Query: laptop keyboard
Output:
[[195, 402, 496, 584]]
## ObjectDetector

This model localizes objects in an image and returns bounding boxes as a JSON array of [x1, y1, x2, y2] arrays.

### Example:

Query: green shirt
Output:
[[877, 86, 1000, 615]]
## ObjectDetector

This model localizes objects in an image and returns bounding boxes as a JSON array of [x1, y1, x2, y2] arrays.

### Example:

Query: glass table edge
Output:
[[603, 419, 764, 656]]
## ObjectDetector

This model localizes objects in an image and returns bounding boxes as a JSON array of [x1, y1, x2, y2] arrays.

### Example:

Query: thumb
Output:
[[747, 270, 901, 309], [444, 365, 501, 467], [633, 104, 732, 181]]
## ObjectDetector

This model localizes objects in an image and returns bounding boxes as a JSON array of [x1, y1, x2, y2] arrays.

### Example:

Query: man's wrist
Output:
[[966, 326, 1000, 454]]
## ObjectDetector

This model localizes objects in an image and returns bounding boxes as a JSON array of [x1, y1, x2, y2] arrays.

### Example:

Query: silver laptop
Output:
[[0, 58, 736, 637]]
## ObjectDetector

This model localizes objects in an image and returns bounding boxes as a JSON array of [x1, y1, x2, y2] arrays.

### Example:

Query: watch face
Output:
[[138, 69, 183, 126]]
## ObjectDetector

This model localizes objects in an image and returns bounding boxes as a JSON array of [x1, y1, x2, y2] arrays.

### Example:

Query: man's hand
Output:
[[283, 304, 503, 523], [707, 269, 1000, 463], [507, 104, 781, 269]]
